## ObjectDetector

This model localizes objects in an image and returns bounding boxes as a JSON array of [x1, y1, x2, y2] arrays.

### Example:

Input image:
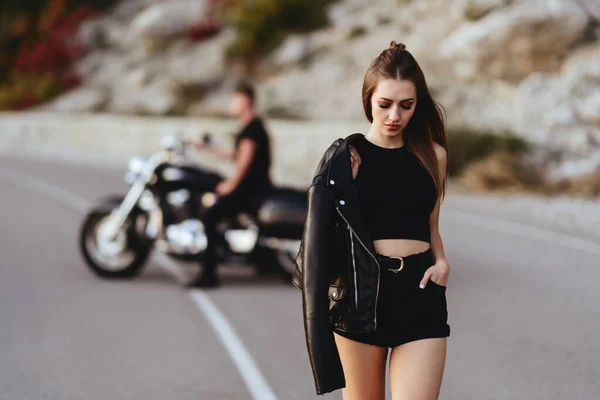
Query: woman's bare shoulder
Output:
[[432, 142, 447, 162]]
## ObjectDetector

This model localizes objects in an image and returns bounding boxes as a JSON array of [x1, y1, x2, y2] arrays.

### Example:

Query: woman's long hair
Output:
[[362, 41, 448, 201]]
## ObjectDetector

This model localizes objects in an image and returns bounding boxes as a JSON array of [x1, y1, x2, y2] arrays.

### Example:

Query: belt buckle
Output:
[[388, 256, 404, 273]]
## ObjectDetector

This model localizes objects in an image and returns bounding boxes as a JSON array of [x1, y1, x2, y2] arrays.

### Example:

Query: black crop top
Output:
[[353, 135, 437, 243]]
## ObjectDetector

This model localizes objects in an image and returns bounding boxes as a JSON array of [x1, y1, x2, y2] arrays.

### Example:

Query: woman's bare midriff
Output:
[[373, 239, 430, 258]]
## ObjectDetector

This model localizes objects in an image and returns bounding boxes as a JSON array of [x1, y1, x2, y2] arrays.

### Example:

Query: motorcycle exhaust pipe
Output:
[[259, 237, 301, 253]]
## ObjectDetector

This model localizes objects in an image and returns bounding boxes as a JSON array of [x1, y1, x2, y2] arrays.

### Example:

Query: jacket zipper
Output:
[[336, 207, 381, 328], [348, 229, 359, 309]]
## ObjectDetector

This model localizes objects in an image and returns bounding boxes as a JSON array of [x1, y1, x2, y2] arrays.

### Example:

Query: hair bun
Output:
[[389, 41, 407, 51]]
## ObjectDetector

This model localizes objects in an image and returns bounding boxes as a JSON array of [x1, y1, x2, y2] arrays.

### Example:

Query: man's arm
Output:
[[207, 146, 235, 160], [186, 140, 234, 160], [229, 138, 256, 187], [214, 137, 256, 196]]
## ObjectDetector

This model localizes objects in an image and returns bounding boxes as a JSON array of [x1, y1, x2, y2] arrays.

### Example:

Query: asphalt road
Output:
[[1, 156, 599, 400]]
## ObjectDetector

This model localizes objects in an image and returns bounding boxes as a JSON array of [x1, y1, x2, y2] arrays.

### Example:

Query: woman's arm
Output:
[[429, 142, 448, 264], [301, 182, 346, 395], [420, 143, 450, 287]]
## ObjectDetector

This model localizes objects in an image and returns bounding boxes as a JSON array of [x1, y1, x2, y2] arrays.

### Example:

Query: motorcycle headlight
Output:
[[160, 134, 183, 152], [128, 156, 146, 174]]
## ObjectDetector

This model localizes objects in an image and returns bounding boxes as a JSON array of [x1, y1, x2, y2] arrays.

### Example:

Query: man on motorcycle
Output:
[[186, 81, 273, 288]]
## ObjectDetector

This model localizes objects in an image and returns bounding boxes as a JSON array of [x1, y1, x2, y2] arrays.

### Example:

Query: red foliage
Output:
[[186, 18, 223, 42], [15, 37, 71, 75], [64, 70, 82, 89], [6, 2, 99, 110], [14, 1, 98, 74], [10, 93, 38, 111], [53, 6, 97, 37], [39, 0, 68, 33]]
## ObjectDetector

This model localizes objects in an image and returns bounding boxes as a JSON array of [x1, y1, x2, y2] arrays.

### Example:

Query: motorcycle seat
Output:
[[257, 186, 307, 225]]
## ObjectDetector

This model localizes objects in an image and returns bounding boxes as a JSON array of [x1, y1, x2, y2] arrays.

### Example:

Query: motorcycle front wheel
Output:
[[79, 208, 151, 278]]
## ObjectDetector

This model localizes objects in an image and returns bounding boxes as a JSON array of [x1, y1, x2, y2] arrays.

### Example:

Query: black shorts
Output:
[[333, 249, 450, 348]]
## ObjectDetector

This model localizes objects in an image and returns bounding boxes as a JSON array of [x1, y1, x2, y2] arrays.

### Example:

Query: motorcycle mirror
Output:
[[160, 134, 180, 150], [201, 132, 212, 145]]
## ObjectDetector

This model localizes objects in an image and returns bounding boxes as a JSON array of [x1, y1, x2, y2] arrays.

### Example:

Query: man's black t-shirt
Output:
[[234, 117, 272, 192]]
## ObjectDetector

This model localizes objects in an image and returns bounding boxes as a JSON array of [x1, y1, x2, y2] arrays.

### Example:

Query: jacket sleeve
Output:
[[293, 138, 344, 290], [301, 182, 346, 395]]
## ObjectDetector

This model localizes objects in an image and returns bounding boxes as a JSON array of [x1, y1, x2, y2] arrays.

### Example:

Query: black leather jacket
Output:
[[293, 133, 382, 395]]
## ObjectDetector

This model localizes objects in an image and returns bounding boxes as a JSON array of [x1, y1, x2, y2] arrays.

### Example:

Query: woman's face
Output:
[[370, 78, 417, 140]]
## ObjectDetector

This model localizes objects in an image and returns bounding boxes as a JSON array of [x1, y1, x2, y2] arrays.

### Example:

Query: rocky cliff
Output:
[[41, 0, 600, 179]]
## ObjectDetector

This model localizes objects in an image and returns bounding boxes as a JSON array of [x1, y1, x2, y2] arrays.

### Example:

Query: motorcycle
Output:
[[78, 134, 306, 281]]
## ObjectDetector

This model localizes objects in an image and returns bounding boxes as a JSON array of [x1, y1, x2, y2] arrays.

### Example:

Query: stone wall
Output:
[[0, 112, 370, 188]]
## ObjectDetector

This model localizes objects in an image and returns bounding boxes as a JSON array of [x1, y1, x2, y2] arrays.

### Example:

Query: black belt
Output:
[[376, 249, 433, 273]]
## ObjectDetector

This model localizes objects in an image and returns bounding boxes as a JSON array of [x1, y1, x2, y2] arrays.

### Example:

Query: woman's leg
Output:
[[389, 338, 447, 400], [334, 333, 388, 400]]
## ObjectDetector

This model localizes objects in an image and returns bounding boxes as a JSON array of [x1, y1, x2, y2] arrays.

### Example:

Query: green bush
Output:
[[348, 26, 367, 40], [464, 1, 487, 21], [223, 0, 336, 63], [263, 105, 306, 120], [0, 71, 62, 109], [377, 16, 392, 26], [464, 0, 515, 21], [447, 128, 531, 177]]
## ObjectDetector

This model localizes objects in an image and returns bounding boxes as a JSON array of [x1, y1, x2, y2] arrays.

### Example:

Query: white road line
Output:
[[156, 255, 279, 400], [0, 165, 279, 400], [190, 291, 278, 400], [0, 166, 90, 213], [443, 209, 600, 256], [155, 253, 190, 284]]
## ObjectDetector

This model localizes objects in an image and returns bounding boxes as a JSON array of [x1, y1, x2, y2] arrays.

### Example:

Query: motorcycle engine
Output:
[[224, 213, 259, 254], [165, 219, 207, 254]]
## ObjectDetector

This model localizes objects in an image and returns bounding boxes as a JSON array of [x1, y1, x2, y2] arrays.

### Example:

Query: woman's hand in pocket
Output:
[[419, 259, 450, 288]]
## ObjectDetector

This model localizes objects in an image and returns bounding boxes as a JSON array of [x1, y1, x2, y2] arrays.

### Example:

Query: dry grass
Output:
[[447, 128, 530, 177], [459, 152, 546, 194], [459, 153, 600, 199], [550, 172, 600, 198]]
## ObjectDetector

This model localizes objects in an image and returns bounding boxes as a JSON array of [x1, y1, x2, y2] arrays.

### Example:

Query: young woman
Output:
[[294, 41, 450, 399]]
